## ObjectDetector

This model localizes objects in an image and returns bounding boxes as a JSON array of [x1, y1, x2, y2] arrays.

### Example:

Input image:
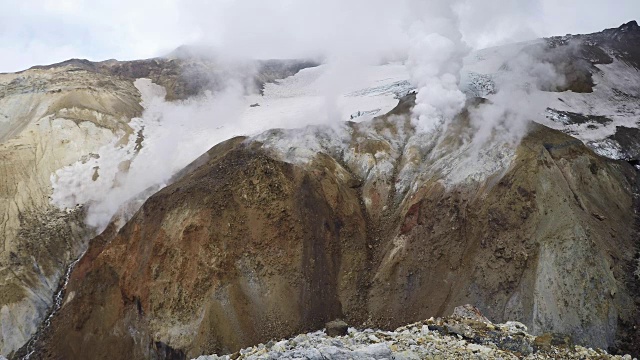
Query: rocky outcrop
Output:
[[28, 56, 319, 101], [195, 305, 635, 360], [30, 94, 640, 359]]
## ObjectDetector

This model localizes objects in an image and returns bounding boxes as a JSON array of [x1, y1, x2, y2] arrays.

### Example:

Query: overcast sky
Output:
[[0, 0, 637, 73]]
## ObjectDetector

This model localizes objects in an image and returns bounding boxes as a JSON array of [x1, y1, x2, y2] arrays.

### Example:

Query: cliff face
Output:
[[32, 95, 640, 359], [0, 64, 143, 356]]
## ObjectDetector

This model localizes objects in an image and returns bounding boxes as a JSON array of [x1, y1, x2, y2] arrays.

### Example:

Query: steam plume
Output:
[[49, 0, 568, 229]]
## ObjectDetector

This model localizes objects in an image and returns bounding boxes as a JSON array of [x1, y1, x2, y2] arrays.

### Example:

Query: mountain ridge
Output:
[[0, 21, 638, 359]]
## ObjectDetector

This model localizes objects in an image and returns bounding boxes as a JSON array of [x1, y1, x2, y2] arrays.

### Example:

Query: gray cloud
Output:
[[0, 0, 637, 72]]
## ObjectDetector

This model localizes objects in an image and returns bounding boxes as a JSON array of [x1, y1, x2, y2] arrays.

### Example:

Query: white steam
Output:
[[469, 45, 567, 149], [405, 1, 469, 133], [49, 0, 569, 229], [51, 62, 408, 230], [51, 79, 247, 229]]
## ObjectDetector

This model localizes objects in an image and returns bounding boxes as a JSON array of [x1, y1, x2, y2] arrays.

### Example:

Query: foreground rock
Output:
[[195, 306, 635, 360], [325, 320, 349, 337]]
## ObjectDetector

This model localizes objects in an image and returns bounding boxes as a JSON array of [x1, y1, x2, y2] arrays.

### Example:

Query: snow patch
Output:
[[468, 50, 640, 158], [50, 63, 414, 230]]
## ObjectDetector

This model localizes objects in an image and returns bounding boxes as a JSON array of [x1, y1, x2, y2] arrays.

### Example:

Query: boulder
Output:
[[325, 320, 349, 337]]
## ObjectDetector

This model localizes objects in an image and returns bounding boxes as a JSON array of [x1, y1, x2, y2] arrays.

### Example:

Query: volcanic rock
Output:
[[195, 307, 634, 360], [325, 320, 349, 337]]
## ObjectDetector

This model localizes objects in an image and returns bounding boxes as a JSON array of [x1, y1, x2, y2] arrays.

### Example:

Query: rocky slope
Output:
[[0, 56, 317, 358]]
